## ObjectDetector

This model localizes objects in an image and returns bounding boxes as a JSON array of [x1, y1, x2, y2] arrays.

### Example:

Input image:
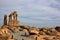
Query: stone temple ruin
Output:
[[2, 11, 60, 40], [4, 11, 19, 27]]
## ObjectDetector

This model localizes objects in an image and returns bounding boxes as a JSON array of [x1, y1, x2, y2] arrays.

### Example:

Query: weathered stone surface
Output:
[[4, 14, 7, 25], [39, 28, 48, 35], [43, 36, 60, 40], [8, 11, 19, 27], [39, 31, 46, 35], [48, 28, 58, 36], [29, 27, 39, 35], [20, 25, 30, 30], [39, 28, 58, 36], [55, 26, 60, 32], [13, 20, 19, 27]]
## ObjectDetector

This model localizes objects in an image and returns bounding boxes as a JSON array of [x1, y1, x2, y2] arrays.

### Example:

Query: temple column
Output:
[[4, 14, 7, 25], [8, 14, 13, 26], [8, 11, 19, 27], [13, 12, 19, 26], [9, 15, 12, 22], [16, 14, 18, 21]]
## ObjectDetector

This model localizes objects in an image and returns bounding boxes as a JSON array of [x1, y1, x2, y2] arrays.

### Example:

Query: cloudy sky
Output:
[[0, 0, 60, 27]]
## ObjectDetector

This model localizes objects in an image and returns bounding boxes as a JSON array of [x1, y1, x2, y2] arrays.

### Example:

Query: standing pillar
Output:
[[13, 15, 16, 21], [9, 15, 12, 22], [8, 14, 13, 26], [13, 11, 19, 26], [4, 14, 7, 25], [8, 11, 19, 27], [13, 11, 18, 21], [16, 14, 18, 20]]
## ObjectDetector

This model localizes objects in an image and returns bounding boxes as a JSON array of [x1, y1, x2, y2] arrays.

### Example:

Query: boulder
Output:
[[48, 28, 58, 36], [39, 31, 46, 35], [55, 26, 60, 32], [29, 27, 39, 35]]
